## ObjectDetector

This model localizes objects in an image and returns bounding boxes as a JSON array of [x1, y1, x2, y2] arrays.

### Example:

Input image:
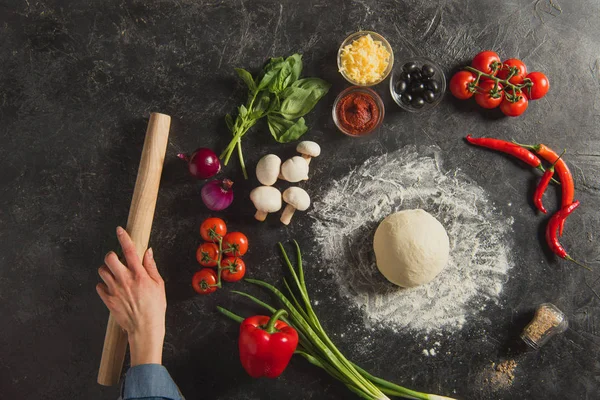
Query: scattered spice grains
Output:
[[483, 359, 518, 390], [521, 303, 568, 349]]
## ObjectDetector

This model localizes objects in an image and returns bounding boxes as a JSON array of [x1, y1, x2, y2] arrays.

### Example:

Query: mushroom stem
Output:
[[280, 204, 297, 225], [255, 210, 268, 221], [301, 154, 312, 165]]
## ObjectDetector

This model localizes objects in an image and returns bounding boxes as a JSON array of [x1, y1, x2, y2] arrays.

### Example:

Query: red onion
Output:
[[201, 179, 234, 211], [178, 148, 221, 179]]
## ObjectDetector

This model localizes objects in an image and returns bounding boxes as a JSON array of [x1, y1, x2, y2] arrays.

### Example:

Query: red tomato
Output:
[[200, 217, 227, 242], [196, 242, 219, 267], [474, 80, 503, 109], [222, 232, 249, 257], [500, 91, 528, 117], [471, 51, 501, 75], [449, 71, 477, 100], [496, 59, 527, 84], [192, 268, 218, 294], [525, 71, 549, 100], [220, 257, 246, 282]]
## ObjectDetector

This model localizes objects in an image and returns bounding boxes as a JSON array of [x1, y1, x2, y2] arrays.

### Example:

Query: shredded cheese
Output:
[[339, 34, 391, 85]]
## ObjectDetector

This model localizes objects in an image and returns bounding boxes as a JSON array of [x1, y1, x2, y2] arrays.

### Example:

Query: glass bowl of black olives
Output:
[[390, 57, 446, 112]]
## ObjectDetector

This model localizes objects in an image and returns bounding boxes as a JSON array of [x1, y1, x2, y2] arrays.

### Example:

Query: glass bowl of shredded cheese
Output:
[[337, 31, 394, 87]]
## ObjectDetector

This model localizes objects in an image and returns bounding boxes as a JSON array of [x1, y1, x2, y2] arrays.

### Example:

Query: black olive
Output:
[[403, 62, 419, 73], [422, 64, 435, 78], [411, 96, 425, 108], [401, 93, 413, 105], [411, 82, 425, 93], [423, 90, 436, 103], [411, 70, 422, 81], [427, 80, 440, 93], [396, 80, 408, 94], [400, 71, 410, 81]]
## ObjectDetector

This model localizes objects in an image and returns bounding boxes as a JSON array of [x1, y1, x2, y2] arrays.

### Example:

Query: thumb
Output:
[[142, 248, 162, 281]]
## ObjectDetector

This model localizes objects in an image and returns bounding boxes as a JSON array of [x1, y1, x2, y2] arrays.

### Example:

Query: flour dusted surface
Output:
[[310, 146, 514, 333]]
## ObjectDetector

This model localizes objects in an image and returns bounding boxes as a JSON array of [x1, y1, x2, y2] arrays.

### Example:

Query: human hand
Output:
[[96, 226, 167, 366]]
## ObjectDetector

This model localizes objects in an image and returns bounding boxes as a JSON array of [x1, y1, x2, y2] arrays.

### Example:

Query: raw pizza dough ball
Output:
[[373, 209, 449, 288]]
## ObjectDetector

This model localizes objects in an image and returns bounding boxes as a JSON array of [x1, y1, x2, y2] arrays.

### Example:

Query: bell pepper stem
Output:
[[265, 309, 288, 333]]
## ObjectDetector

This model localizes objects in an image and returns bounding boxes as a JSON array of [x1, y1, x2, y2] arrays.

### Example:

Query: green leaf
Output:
[[279, 78, 331, 120], [279, 87, 314, 120], [239, 104, 248, 118], [267, 94, 281, 114], [270, 62, 293, 94], [265, 57, 285, 70], [225, 114, 234, 131], [267, 115, 308, 143], [257, 55, 300, 94], [291, 77, 331, 100], [284, 54, 303, 88], [234, 68, 257, 92], [257, 57, 286, 91], [249, 94, 271, 119], [254, 93, 271, 113]]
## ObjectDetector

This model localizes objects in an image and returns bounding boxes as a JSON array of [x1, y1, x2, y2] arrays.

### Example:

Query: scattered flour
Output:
[[309, 146, 514, 333]]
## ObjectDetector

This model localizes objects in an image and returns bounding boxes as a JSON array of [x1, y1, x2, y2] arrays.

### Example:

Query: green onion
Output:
[[217, 241, 456, 400]]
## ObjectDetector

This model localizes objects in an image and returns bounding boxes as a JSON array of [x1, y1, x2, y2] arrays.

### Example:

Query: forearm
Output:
[[128, 328, 165, 367]]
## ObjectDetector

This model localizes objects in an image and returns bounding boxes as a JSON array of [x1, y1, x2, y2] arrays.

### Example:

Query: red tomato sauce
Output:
[[335, 92, 380, 135]]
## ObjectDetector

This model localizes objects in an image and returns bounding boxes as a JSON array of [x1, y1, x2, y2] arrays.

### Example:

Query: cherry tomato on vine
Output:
[[200, 217, 227, 242], [222, 232, 248, 256], [497, 58, 527, 84], [500, 92, 528, 117], [524, 72, 549, 100], [220, 257, 246, 282], [449, 71, 477, 99], [192, 268, 218, 294], [196, 242, 219, 267], [474, 80, 504, 109], [471, 51, 501, 75]]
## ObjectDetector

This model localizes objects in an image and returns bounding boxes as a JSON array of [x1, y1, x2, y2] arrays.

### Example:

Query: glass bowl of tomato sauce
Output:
[[332, 86, 385, 137]]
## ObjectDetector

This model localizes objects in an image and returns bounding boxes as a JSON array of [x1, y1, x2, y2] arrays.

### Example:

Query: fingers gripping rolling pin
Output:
[[97, 113, 171, 386]]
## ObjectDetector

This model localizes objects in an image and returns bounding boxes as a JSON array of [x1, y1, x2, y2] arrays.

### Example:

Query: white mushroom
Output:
[[256, 154, 281, 186], [280, 187, 311, 225], [250, 186, 282, 221], [279, 156, 309, 182], [296, 141, 321, 165]]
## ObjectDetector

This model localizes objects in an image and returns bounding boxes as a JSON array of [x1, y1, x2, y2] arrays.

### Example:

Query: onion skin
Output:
[[178, 148, 221, 179], [201, 179, 234, 211]]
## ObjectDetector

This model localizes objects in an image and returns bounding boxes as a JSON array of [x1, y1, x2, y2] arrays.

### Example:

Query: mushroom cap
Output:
[[250, 186, 282, 212], [296, 141, 321, 157], [280, 156, 309, 182], [282, 187, 311, 211], [256, 154, 281, 186]]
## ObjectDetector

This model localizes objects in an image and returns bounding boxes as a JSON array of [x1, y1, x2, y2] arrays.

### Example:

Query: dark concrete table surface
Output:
[[1, 0, 599, 399]]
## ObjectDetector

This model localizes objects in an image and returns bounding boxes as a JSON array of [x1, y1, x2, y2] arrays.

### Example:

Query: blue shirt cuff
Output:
[[121, 364, 183, 400]]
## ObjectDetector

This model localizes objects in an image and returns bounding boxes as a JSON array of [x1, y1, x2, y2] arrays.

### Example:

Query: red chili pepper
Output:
[[239, 309, 298, 378], [532, 150, 564, 214], [533, 167, 553, 214], [515, 142, 574, 236], [545, 200, 591, 271], [466, 135, 545, 171]]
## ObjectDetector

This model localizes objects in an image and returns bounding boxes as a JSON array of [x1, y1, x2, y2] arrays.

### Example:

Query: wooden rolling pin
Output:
[[97, 112, 171, 386]]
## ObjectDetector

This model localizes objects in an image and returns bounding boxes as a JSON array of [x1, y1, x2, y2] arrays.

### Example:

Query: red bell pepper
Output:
[[238, 309, 298, 378]]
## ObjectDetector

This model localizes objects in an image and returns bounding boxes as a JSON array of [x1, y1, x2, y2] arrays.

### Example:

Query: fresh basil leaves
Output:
[[220, 54, 330, 178]]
